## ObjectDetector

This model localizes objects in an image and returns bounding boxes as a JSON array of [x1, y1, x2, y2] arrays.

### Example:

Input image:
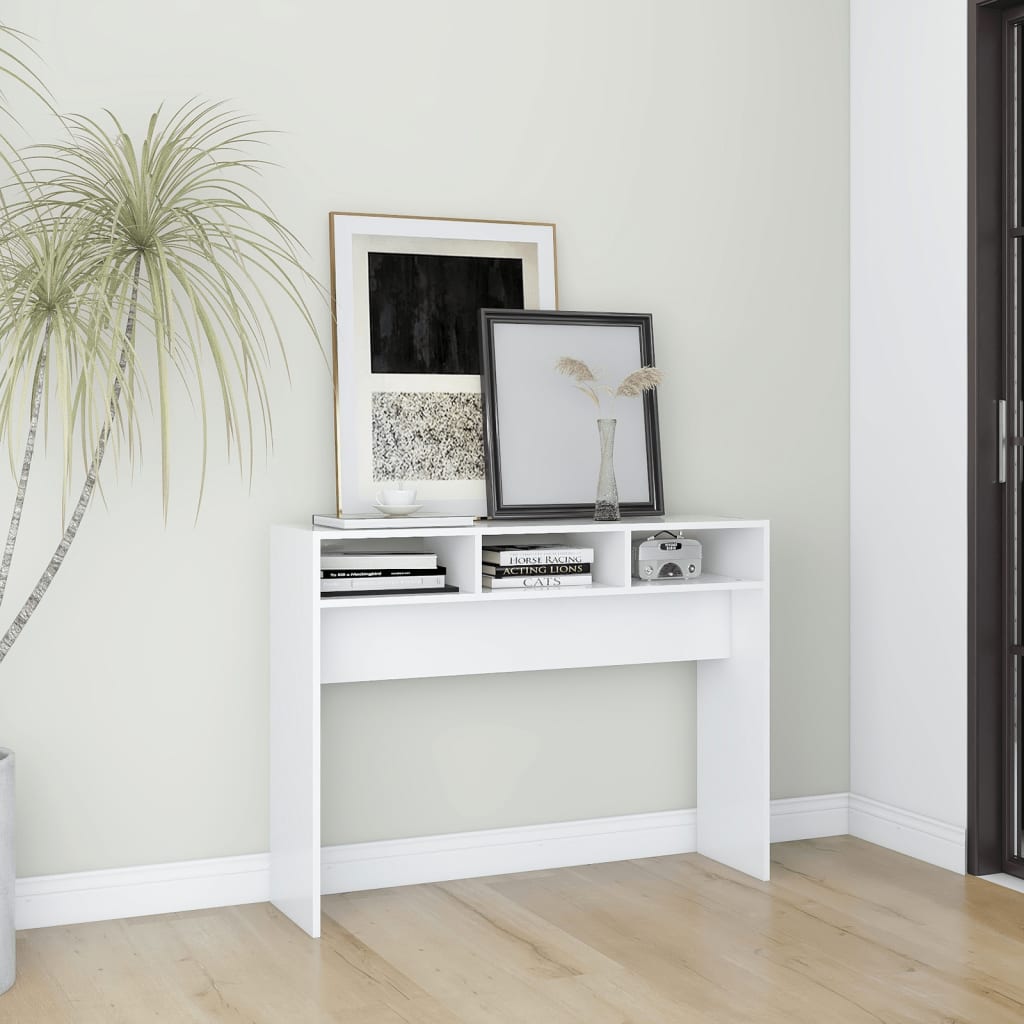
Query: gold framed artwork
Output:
[[329, 212, 558, 515]]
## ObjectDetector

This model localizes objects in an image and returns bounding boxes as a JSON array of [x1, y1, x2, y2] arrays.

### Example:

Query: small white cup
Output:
[[377, 485, 416, 506]]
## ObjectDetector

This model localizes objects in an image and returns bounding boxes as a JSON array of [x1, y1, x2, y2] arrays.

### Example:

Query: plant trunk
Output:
[[0, 328, 50, 610], [0, 254, 142, 664]]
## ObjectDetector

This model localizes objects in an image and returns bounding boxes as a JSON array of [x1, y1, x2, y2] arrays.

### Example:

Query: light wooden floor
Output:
[[3, 837, 1024, 1023]]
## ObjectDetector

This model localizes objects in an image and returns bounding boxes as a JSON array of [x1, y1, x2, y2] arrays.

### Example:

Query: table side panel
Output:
[[270, 527, 322, 937], [696, 585, 771, 879]]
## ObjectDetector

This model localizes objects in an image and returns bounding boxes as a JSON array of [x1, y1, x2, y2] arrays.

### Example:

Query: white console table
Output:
[[270, 515, 769, 938]]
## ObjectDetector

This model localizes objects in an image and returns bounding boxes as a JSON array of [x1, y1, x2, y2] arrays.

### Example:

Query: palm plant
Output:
[[0, 98, 320, 663], [0, 23, 52, 142]]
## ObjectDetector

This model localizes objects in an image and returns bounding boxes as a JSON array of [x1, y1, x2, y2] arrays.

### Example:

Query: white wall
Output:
[[0, 0, 850, 878], [850, 0, 967, 851]]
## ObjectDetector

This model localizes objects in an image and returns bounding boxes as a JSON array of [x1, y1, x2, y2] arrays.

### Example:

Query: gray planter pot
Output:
[[0, 748, 13, 995]]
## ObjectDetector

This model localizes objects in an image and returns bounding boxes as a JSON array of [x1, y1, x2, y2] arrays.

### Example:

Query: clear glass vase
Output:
[[594, 418, 620, 522]]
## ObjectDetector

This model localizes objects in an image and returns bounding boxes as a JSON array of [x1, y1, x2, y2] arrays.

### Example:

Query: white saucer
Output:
[[373, 502, 424, 517]]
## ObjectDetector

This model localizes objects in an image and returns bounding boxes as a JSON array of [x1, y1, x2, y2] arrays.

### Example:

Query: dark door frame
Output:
[[968, 0, 1024, 876]]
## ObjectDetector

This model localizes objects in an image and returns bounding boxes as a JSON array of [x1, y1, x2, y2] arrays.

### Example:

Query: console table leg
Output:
[[696, 588, 771, 879], [270, 527, 322, 937]]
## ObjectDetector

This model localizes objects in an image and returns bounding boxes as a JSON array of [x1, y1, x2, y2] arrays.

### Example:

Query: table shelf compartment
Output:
[[480, 529, 629, 590], [317, 532, 479, 599], [627, 525, 767, 590]]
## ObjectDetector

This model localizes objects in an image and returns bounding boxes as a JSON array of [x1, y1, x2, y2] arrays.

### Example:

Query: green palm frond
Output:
[[0, 22, 57, 172], [12, 99, 324, 514], [0, 210, 130, 476], [0, 34, 325, 659], [0, 23, 53, 116]]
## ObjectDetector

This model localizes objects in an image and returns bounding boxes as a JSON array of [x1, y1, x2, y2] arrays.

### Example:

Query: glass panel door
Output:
[[1006, 9, 1024, 876]]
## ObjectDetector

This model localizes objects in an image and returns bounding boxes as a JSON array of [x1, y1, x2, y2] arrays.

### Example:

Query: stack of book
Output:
[[482, 544, 594, 590], [320, 550, 451, 596]]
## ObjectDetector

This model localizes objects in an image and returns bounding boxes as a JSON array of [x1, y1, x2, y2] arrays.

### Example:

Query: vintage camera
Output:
[[632, 532, 702, 581]]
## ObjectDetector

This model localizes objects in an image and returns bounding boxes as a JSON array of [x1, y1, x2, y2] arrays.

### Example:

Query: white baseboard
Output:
[[769, 793, 849, 843], [320, 808, 697, 895], [13, 793, 858, 930], [15, 853, 270, 931], [848, 794, 966, 874]]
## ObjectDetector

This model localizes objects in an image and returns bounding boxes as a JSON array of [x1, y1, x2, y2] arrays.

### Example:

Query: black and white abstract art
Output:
[[368, 252, 524, 375], [330, 213, 557, 514], [371, 392, 484, 481]]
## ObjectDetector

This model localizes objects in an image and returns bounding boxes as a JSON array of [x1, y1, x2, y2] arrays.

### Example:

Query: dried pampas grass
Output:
[[555, 356, 603, 407], [555, 355, 664, 411], [615, 366, 664, 397], [555, 356, 597, 383]]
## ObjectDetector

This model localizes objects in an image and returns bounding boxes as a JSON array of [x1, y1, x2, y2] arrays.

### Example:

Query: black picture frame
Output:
[[479, 309, 664, 519]]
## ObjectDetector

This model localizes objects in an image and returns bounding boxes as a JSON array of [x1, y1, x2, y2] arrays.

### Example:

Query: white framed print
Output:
[[329, 212, 558, 515]]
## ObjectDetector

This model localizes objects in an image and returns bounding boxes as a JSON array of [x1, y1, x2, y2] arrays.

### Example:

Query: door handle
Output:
[[999, 399, 1007, 484]]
